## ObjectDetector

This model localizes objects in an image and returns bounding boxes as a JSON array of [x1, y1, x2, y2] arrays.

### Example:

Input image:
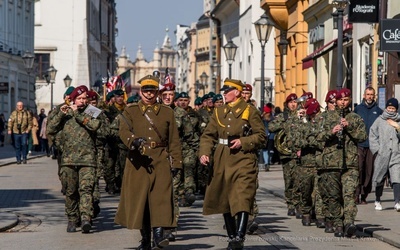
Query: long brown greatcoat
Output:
[[31, 117, 39, 145], [199, 98, 266, 216], [114, 101, 182, 229]]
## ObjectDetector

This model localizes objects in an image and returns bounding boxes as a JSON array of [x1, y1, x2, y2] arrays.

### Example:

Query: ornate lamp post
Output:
[[223, 39, 238, 78], [200, 71, 209, 94], [63, 74, 72, 88], [22, 51, 35, 110], [211, 62, 221, 91], [46, 66, 57, 109], [332, 0, 349, 90], [254, 13, 275, 109]]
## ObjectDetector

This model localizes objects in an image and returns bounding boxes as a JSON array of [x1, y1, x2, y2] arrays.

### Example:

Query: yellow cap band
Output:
[[141, 79, 158, 87], [224, 81, 243, 91]]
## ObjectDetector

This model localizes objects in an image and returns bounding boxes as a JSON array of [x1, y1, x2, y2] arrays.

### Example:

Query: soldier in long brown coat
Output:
[[114, 75, 182, 250], [199, 78, 266, 250]]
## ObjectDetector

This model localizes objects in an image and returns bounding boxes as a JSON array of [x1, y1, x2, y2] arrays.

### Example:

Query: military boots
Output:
[[137, 227, 151, 250], [152, 227, 169, 249], [66, 221, 76, 233]]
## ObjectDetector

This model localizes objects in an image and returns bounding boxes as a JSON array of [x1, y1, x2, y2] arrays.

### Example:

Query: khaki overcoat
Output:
[[199, 98, 266, 216], [114, 101, 182, 229]]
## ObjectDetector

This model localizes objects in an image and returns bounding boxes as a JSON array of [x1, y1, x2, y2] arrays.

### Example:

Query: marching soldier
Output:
[[292, 98, 326, 228], [199, 78, 266, 250], [241, 84, 253, 103], [114, 75, 182, 249], [316, 88, 367, 237], [104, 89, 127, 193], [212, 94, 224, 108], [268, 93, 302, 217], [47, 85, 103, 233]]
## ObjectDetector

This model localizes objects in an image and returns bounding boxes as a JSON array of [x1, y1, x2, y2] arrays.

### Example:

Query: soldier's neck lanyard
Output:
[[144, 112, 166, 143]]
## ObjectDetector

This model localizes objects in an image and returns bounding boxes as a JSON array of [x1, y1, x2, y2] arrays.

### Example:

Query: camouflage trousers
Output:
[[93, 146, 105, 203], [318, 168, 359, 227], [297, 167, 325, 219], [178, 149, 197, 196], [282, 159, 301, 210], [60, 166, 95, 222], [172, 170, 182, 221], [104, 146, 127, 189]]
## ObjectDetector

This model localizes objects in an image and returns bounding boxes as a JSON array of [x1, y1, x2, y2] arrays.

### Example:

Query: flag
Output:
[[119, 70, 131, 94], [164, 67, 173, 85]]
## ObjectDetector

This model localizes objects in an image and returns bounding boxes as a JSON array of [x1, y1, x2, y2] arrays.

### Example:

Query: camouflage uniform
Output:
[[268, 110, 301, 212], [47, 106, 103, 224], [196, 107, 212, 191], [104, 103, 126, 192], [316, 107, 367, 229], [291, 113, 326, 221], [173, 106, 197, 208]]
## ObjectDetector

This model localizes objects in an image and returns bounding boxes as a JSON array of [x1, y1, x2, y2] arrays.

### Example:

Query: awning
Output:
[[302, 39, 338, 70]]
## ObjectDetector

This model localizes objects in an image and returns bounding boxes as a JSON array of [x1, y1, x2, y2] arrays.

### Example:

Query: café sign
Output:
[[380, 19, 400, 52]]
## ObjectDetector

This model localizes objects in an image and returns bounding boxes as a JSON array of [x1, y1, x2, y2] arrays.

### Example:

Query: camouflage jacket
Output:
[[174, 106, 196, 149], [8, 109, 32, 134], [109, 114, 128, 150], [268, 110, 298, 160], [291, 113, 325, 167], [316, 107, 367, 170], [197, 107, 211, 134], [185, 106, 201, 149], [47, 106, 102, 167], [104, 103, 125, 123]]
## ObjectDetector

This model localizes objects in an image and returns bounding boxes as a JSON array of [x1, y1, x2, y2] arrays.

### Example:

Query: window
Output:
[[35, 53, 50, 80]]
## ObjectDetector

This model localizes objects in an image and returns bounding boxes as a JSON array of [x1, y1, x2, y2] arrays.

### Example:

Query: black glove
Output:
[[171, 168, 181, 178], [132, 137, 146, 150]]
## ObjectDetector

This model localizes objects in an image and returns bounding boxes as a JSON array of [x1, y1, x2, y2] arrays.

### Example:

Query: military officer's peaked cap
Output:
[[113, 89, 125, 96], [220, 78, 245, 92], [138, 75, 160, 90]]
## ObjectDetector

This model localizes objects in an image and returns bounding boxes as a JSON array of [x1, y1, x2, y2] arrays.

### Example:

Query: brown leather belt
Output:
[[143, 141, 167, 149]]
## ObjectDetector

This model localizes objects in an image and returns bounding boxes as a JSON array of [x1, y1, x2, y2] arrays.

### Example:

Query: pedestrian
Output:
[[7, 101, 32, 164], [28, 111, 39, 155], [47, 85, 102, 233], [114, 75, 182, 249], [316, 88, 367, 237], [354, 87, 382, 204], [199, 78, 266, 249], [39, 112, 50, 157], [268, 93, 302, 217], [38, 108, 47, 151], [0, 113, 6, 147], [369, 97, 400, 211]]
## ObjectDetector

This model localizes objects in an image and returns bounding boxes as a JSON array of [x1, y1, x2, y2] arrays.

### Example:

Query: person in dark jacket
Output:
[[354, 87, 382, 204]]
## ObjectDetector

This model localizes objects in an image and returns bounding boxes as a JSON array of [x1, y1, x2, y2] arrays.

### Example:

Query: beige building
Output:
[[116, 29, 176, 95]]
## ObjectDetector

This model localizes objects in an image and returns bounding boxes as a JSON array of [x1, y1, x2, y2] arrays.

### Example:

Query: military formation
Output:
[[36, 65, 384, 250], [269, 88, 368, 238]]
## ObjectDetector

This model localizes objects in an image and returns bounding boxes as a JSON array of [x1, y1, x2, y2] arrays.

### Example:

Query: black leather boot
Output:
[[301, 214, 311, 226], [223, 213, 236, 249], [324, 221, 334, 233], [137, 226, 151, 250], [152, 227, 168, 249], [233, 212, 249, 250]]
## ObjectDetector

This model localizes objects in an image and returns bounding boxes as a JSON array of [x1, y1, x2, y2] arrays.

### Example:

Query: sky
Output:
[[115, 0, 204, 61]]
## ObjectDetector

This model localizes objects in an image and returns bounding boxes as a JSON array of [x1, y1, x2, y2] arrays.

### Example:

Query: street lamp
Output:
[[211, 62, 221, 91], [63, 74, 72, 88], [223, 39, 238, 78], [254, 13, 275, 109], [278, 32, 289, 56], [46, 66, 57, 109], [332, 0, 349, 90], [22, 51, 35, 110], [200, 71, 209, 90]]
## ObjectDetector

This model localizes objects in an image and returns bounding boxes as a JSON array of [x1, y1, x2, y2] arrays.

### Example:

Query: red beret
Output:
[[285, 93, 298, 103], [160, 83, 175, 92], [70, 85, 89, 101], [304, 98, 318, 109], [87, 90, 98, 101], [306, 103, 320, 116], [263, 105, 272, 113], [337, 88, 351, 99], [325, 90, 338, 102], [243, 84, 252, 92], [301, 91, 313, 100]]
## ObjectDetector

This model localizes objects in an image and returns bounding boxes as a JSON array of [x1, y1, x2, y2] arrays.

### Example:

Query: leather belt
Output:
[[218, 138, 228, 145], [144, 141, 167, 149]]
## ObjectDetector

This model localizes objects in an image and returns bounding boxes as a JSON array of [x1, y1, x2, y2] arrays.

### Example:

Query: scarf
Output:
[[381, 109, 400, 121]]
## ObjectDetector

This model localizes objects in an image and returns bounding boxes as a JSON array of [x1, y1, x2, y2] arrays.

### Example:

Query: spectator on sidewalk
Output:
[[38, 108, 47, 152], [369, 98, 400, 212], [354, 87, 382, 205], [0, 113, 5, 147], [28, 111, 39, 155], [39, 112, 50, 157], [7, 101, 32, 164]]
